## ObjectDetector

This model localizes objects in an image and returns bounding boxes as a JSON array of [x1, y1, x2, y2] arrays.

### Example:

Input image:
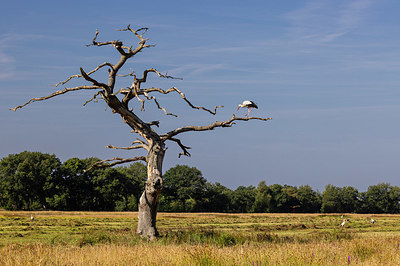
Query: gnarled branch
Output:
[[54, 62, 114, 87], [142, 87, 223, 115], [117, 25, 154, 53], [117, 69, 135, 77], [162, 114, 272, 140], [83, 91, 103, 106], [138, 68, 182, 84], [123, 69, 183, 115], [142, 91, 178, 117], [80, 68, 110, 94], [117, 25, 149, 41], [147, 120, 160, 127], [117, 68, 218, 118], [105, 143, 148, 151], [10, 86, 100, 111], [84, 156, 147, 172], [168, 137, 191, 158], [86, 25, 153, 57], [87, 29, 130, 55], [85, 26, 153, 94]]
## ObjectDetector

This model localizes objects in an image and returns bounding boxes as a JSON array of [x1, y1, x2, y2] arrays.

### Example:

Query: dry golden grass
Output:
[[1, 237, 400, 265], [1, 211, 400, 265]]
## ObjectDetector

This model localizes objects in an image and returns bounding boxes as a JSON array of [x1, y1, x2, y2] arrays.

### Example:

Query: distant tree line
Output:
[[1, 151, 399, 213]]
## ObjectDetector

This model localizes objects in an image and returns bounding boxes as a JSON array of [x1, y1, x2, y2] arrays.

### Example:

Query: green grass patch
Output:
[[1, 211, 400, 247]]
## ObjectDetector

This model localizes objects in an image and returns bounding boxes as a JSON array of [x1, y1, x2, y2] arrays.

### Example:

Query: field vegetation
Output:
[[2, 151, 400, 215], [1, 211, 400, 265]]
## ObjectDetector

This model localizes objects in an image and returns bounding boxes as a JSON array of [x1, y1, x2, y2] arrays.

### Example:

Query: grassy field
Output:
[[1, 211, 400, 265]]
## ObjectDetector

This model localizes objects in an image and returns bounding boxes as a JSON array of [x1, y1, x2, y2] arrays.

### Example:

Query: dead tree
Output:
[[12, 25, 271, 240]]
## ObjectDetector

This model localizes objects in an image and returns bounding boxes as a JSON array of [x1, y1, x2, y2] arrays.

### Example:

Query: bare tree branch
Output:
[[117, 25, 154, 52], [142, 91, 178, 117], [120, 68, 182, 109], [112, 88, 130, 96], [80, 68, 111, 94], [142, 87, 223, 115], [162, 114, 272, 140], [115, 69, 181, 116], [117, 25, 149, 40], [117, 69, 221, 117], [87, 29, 130, 55], [105, 138, 149, 151], [83, 91, 103, 106], [83, 27, 154, 95], [138, 68, 182, 84], [10, 86, 101, 111], [86, 25, 153, 57], [168, 137, 191, 157], [54, 62, 114, 87], [147, 120, 160, 127], [106, 144, 147, 150], [133, 84, 146, 111], [84, 156, 147, 172], [117, 69, 135, 77], [84, 26, 156, 96], [132, 138, 146, 144], [119, 84, 222, 118]]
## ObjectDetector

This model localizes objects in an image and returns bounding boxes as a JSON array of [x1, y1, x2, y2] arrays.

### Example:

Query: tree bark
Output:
[[136, 141, 165, 239]]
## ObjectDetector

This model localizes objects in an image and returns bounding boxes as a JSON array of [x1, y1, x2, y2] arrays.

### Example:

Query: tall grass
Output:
[[1, 237, 400, 265]]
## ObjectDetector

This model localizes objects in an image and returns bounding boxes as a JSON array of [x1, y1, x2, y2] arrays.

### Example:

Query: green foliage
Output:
[[252, 181, 271, 212], [114, 194, 137, 211], [161, 165, 208, 212], [202, 182, 231, 212], [92, 168, 133, 211], [321, 185, 341, 213], [297, 185, 321, 212], [0, 153, 144, 212], [116, 163, 146, 206], [60, 157, 100, 210], [252, 182, 320, 213], [0, 151, 61, 210], [230, 185, 256, 213], [358, 183, 400, 213], [321, 185, 359, 213], [1, 151, 400, 213]]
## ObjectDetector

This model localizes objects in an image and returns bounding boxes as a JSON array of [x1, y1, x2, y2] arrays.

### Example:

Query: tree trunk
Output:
[[136, 141, 165, 239]]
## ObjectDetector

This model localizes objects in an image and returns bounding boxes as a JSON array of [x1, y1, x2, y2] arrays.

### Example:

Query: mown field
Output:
[[1, 211, 400, 265]]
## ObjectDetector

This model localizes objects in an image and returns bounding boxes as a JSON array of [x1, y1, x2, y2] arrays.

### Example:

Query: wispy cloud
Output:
[[284, 0, 375, 43], [0, 50, 14, 64], [0, 34, 18, 80], [0, 33, 47, 81], [167, 63, 226, 77], [338, 0, 373, 29]]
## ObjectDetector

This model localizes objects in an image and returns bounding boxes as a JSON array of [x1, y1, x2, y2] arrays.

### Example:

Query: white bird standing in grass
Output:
[[371, 218, 375, 224], [30, 215, 34, 221], [237, 100, 258, 117], [341, 219, 346, 227]]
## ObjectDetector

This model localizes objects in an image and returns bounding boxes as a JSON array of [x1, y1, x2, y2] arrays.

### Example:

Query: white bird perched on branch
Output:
[[237, 100, 258, 117]]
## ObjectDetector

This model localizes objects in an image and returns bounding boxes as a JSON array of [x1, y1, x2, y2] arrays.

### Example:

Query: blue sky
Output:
[[1, 0, 400, 191]]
